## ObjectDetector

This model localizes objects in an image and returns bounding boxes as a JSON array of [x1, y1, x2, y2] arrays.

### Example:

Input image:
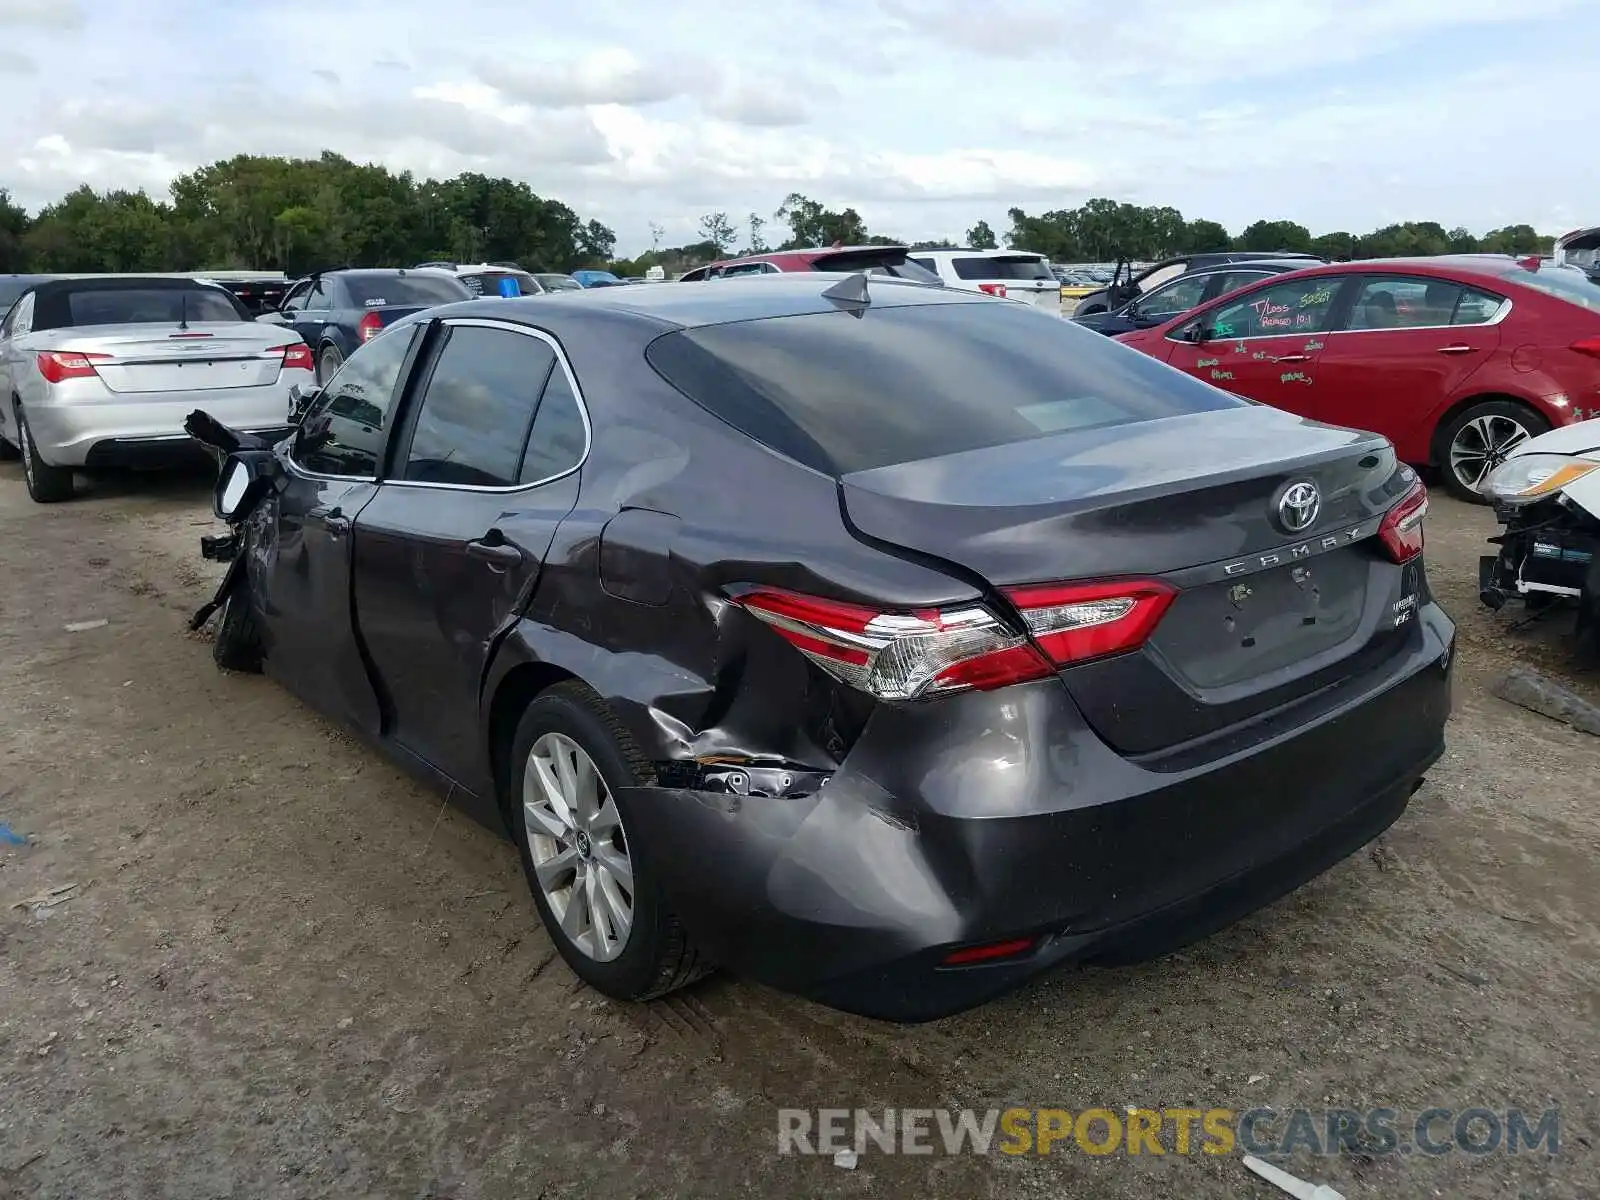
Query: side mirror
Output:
[[287, 383, 320, 424], [214, 450, 278, 520]]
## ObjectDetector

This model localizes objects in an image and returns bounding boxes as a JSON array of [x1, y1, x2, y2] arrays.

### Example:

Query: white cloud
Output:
[[0, 0, 1595, 254]]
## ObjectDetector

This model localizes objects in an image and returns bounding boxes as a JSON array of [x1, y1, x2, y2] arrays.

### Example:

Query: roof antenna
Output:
[[822, 271, 871, 316]]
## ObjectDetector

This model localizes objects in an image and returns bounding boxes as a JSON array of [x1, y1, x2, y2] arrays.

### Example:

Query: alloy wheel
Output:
[[1449, 413, 1531, 494], [522, 732, 635, 962]]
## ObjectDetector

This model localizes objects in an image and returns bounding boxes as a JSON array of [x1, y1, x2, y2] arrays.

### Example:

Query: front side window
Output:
[[1137, 263, 1187, 291], [279, 283, 311, 312], [293, 324, 420, 478], [305, 279, 331, 308], [402, 325, 557, 488], [4, 292, 33, 336], [1201, 275, 1343, 339], [1134, 273, 1211, 319], [518, 365, 588, 484]]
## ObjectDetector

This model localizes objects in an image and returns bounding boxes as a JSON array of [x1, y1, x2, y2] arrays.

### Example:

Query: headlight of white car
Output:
[[1483, 453, 1600, 504]]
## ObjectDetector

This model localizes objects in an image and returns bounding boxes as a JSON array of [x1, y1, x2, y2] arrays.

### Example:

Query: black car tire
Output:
[[14, 401, 75, 503], [212, 577, 264, 673], [1437, 399, 1551, 505], [508, 681, 711, 1001], [317, 345, 344, 385]]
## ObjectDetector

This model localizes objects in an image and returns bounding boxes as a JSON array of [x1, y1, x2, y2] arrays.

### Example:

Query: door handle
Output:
[[466, 533, 523, 568], [309, 505, 350, 535], [1275, 353, 1309, 363], [1437, 344, 1476, 354]]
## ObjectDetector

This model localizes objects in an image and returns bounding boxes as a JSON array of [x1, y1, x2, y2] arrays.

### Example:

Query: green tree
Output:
[[1183, 219, 1232, 253], [966, 219, 998, 249], [23, 187, 177, 271], [747, 212, 767, 254], [774, 193, 869, 248], [1236, 219, 1313, 254], [698, 211, 737, 256], [0, 189, 30, 272]]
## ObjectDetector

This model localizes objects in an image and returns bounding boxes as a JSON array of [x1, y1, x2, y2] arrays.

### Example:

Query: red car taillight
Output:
[[1378, 478, 1428, 563], [37, 350, 110, 383], [731, 578, 1175, 701], [978, 283, 1008, 298], [358, 311, 384, 342], [276, 343, 314, 371]]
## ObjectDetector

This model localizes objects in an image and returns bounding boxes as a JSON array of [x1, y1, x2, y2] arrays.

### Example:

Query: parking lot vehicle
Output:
[[415, 262, 543, 297], [0, 275, 310, 502], [1478, 415, 1600, 649], [677, 246, 940, 283], [1113, 256, 1600, 502], [1073, 260, 1303, 337], [185, 272, 1453, 1022], [907, 248, 1061, 315], [202, 274, 292, 315], [534, 273, 584, 292], [1072, 251, 1324, 317], [573, 269, 624, 288], [259, 268, 474, 383]]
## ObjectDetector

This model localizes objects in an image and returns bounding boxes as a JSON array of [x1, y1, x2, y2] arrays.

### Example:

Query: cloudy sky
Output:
[[1, 0, 1596, 254]]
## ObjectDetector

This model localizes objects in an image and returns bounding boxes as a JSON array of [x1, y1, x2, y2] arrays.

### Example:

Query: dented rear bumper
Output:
[[625, 603, 1454, 1022]]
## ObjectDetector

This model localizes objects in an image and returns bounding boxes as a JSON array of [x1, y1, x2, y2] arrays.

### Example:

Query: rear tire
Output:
[[14, 401, 75, 503], [1438, 400, 1549, 504], [212, 579, 264, 673], [316, 345, 343, 385], [507, 681, 711, 1001]]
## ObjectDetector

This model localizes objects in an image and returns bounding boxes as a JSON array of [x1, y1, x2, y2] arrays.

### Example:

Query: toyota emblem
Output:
[[1276, 480, 1321, 533]]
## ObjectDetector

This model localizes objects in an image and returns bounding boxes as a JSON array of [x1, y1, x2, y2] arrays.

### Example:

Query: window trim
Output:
[[285, 321, 429, 484], [1323, 274, 1513, 336], [382, 317, 593, 495]]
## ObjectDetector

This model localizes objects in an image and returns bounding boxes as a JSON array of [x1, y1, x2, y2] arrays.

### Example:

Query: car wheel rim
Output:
[[1449, 413, 1531, 493], [522, 732, 634, 962]]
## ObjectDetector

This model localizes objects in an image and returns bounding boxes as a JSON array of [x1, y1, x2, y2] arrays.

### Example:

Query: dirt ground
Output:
[[1, 460, 1597, 1200]]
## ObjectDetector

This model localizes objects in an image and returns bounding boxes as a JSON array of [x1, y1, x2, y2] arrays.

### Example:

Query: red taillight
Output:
[[36, 350, 110, 383], [277, 343, 314, 372], [730, 576, 1175, 701], [1570, 335, 1600, 361], [941, 937, 1037, 967], [978, 283, 1008, 298], [1378, 478, 1428, 563], [358, 311, 383, 342], [1005, 579, 1177, 665]]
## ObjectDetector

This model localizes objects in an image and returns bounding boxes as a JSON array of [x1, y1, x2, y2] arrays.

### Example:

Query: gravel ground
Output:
[[1, 461, 1597, 1199]]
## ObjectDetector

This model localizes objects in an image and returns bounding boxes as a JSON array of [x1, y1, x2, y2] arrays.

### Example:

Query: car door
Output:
[[351, 318, 587, 791], [259, 320, 427, 733], [1163, 273, 1352, 416], [1310, 274, 1504, 444]]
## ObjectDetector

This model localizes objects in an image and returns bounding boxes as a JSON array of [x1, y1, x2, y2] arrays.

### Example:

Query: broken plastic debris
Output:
[[1247, 1073, 1267, 1085], [1243, 1155, 1345, 1200], [0, 824, 27, 847], [64, 619, 109, 632], [12, 882, 79, 914], [833, 1149, 858, 1170]]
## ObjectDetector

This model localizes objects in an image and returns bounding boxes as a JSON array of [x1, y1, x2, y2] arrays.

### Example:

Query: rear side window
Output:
[[403, 325, 557, 487], [343, 273, 473, 308], [645, 302, 1245, 476], [47, 286, 246, 329], [950, 255, 1052, 281], [458, 271, 538, 297]]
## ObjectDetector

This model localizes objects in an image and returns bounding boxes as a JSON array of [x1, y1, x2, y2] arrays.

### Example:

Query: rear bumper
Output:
[[626, 603, 1455, 1022], [25, 382, 301, 467], [82, 428, 295, 470]]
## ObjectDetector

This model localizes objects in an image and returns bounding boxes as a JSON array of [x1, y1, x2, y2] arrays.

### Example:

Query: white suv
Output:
[[906, 249, 1062, 316], [414, 262, 544, 297]]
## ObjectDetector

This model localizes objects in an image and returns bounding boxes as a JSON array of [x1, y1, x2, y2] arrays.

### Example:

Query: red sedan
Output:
[[1113, 255, 1600, 500]]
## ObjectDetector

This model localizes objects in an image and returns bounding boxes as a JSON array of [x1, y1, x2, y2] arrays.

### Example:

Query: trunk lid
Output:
[[840, 404, 1416, 754], [64, 324, 294, 393]]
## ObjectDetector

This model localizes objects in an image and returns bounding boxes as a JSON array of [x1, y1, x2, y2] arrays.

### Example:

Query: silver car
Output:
[[0, 275, 314, 502]]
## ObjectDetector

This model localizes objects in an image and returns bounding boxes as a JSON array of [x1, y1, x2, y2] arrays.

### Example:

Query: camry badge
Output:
[[1276, 480, 1321, 534]]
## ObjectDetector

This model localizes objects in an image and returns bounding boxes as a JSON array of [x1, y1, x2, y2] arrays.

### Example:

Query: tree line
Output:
[[0, 152, 1557, 281]]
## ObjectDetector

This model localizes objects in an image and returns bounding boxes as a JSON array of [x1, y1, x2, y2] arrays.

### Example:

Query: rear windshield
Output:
[[54, 286, 247, 328], [457, 270, 539, 297], [951, 255, 1053, 282], [811, 251, 940, 283], [645, 301, 1245, 475], [343, 273, 472, 307], [1511, 265, 1600, 313]]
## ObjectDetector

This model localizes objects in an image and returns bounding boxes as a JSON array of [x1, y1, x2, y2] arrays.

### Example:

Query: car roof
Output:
[[444, 271, 984, 330]]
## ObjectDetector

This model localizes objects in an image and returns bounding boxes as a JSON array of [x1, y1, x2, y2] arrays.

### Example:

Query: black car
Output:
[[1072, 251, 1325, 316], [260, 268, 474, 383], [186, 273, 1455, 1023], [1072, 260, 1307, 336]]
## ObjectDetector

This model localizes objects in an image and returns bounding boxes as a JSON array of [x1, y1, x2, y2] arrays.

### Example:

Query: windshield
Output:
[[343, 273, 473, 307], [951, 255, 1053, 282], [536, 274, 583, 291], [645, 300, 1244, 476], [1511, 264, 1600, 313]]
